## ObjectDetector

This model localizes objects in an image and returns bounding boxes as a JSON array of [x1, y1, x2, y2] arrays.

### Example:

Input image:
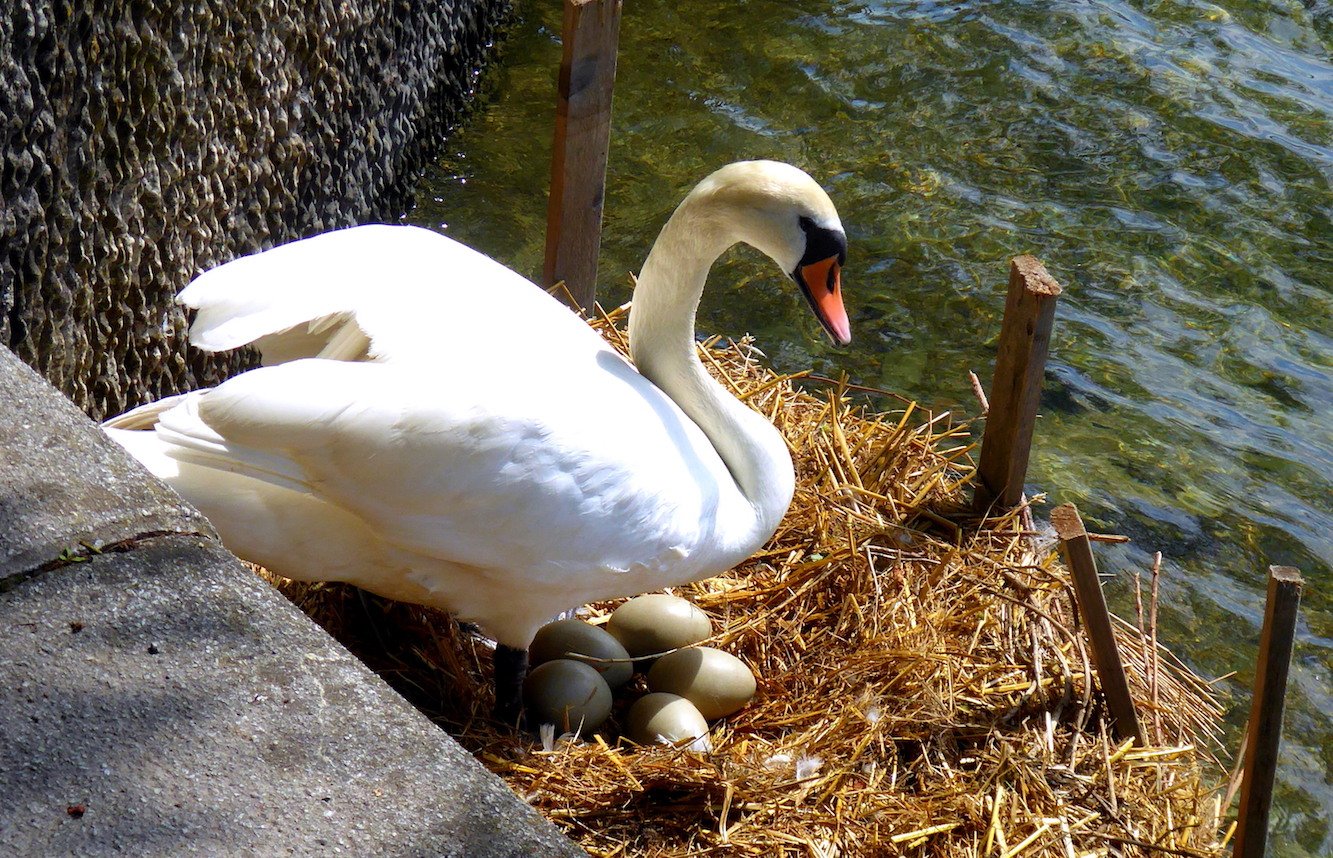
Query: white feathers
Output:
[[795, 755, 825, 781], [104, 162, 843, 651]]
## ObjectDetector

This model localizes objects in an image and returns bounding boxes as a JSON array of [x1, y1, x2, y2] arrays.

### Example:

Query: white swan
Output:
[[104, 160, 850, 718]]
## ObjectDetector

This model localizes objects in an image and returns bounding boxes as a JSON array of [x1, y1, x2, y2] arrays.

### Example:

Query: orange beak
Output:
[[797, 256, 851, 345]]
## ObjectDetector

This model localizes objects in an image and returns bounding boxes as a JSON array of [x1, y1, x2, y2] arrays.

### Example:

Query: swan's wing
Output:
[[179, 225, 589, 366], [157, 356, 733, 588]]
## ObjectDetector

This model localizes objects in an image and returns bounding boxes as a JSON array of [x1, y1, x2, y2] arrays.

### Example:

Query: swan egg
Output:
[[529, 619, 634, 689], [522, 659, 613, 734], [607, 594, 712, 658], [646, 646, 757, 719], [626, 692, 711, 751]]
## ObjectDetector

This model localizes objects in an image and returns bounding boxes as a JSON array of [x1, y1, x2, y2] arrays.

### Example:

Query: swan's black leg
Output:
[[493, 643, 528, 726]]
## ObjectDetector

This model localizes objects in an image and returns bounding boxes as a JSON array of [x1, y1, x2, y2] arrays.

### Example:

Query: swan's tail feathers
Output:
[[103, 426, 185, 482], [150, 395, 315, 494], [101, 393, 195, 430], [104, 392, 219, 481], [103, 392, 316, 497]]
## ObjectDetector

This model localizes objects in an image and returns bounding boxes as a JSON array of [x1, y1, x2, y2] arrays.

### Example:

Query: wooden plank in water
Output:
[[974, 256, 1062, 511], [1233, 566, 1304, 858], [543, 0, 623, 314], [1051, 503, 1143, 745]]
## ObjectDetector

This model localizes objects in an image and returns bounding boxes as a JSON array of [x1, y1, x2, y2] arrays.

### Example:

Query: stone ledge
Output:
[[0, 347, 213, 582], [0, 346, 584, 856]]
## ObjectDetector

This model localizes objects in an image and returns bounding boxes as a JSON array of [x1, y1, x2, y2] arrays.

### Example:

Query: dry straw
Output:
[[263, 303, 1228, 857]]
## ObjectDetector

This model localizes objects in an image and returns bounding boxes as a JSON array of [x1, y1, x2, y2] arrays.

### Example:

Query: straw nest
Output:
[[260, 303, 1230, 857]]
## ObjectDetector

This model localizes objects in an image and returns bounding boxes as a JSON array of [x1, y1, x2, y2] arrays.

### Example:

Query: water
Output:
[[407, 1, 1333, 849]]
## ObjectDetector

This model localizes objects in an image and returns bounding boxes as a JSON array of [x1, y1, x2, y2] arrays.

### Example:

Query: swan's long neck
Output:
[[628, 194, 795, 549]]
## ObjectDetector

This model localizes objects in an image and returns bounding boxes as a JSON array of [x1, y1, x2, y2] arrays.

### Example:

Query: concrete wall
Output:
[[1, 0, 510, 418]]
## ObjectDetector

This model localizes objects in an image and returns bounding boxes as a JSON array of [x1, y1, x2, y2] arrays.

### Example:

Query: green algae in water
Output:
[[409, 1, 1333, 850]]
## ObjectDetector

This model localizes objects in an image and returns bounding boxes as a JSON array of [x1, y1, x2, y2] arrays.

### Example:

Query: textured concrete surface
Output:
[[0, 347, 211, 580], [3, 0, 510, 419], [0, 350, 584, 855]]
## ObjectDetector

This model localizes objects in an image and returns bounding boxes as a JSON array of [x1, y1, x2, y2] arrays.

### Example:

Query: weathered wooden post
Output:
[[1233, 566, 1304, 858], [974, 256, 1062, 511], [543, 0, 623, 314], [1051, 503, 1143, 744]]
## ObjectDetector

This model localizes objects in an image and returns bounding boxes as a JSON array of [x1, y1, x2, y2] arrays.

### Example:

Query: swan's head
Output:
[[689, 161, 851, 345]]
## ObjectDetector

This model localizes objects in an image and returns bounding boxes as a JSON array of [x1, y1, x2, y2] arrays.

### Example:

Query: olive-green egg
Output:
[[522, 658, 613, 733], [606, 594, 712, 658], [626, 692, 710, 749], [646, 646, 756, 719], [529, 619, 633, 689]]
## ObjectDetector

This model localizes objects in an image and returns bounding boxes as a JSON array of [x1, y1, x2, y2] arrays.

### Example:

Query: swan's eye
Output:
[[797, 216, 847, 270]]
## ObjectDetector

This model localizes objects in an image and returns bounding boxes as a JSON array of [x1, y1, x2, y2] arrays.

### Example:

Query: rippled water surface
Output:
[[409, 1, 1332, 848]]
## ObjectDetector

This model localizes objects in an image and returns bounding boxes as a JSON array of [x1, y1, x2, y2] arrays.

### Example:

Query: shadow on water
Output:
[[407, 0, 1333, 851]]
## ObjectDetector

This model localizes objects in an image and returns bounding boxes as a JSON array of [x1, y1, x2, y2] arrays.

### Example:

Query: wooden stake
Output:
[[975, 256, 1062, 511], [1233, 566, 1304, 858], [543, 0, 622, 314], [1051, 503, 1143, 745]]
